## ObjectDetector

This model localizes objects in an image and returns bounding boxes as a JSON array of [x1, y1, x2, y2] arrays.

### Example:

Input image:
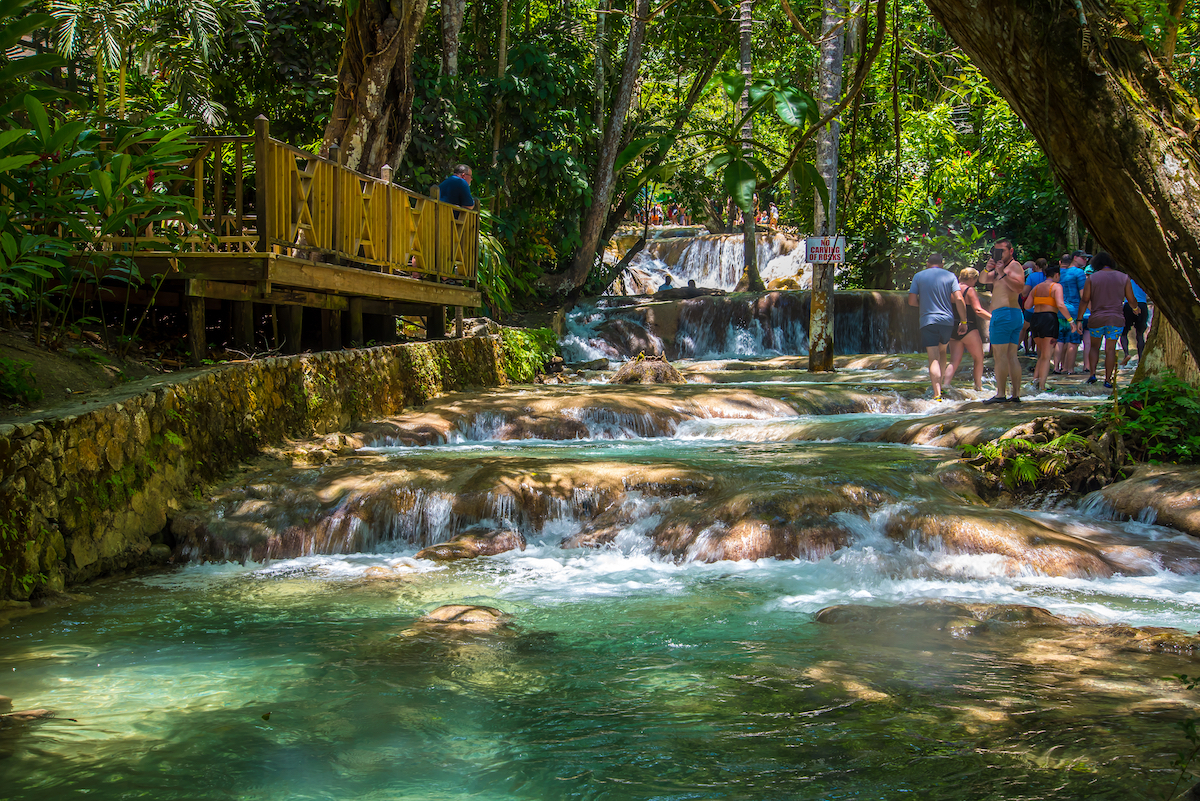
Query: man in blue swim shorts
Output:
[[981, 239, 1027, 403]]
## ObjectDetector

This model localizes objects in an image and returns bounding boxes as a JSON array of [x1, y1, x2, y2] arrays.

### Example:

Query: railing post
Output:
[[430, 184, 440, 278], [253, 116, 272, 254], [330, 143, 342, 264], [381, 164, 392, 271]]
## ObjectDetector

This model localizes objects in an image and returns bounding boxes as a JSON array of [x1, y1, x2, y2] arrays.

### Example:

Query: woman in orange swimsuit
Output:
[[1022, 263, 1076, 392]]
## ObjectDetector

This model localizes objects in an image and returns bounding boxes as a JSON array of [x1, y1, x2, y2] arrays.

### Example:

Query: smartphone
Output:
[[990, 247, 1003, 261]]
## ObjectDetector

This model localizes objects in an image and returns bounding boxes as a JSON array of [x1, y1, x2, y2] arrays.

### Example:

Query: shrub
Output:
[[1097, 373, 1200, 464], [499, 327, 558, 384], [0, 356, 42, 404]]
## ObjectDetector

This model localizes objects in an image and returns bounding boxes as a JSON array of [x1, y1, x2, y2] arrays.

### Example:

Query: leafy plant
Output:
[[1097, 373, 1200, 463], [961, 431, 1090, 489], [0, 355, 42, 404], [499, 326, 558, 384]]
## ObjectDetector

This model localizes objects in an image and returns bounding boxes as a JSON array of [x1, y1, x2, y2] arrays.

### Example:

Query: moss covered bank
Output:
[[0, 336, 517, 602]]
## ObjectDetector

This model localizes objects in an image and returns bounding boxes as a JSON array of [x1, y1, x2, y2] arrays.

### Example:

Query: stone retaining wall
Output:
[[0, 336, 508, 601]]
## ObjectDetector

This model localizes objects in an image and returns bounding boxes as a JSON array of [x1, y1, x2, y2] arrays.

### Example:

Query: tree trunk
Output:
[[1135, 314, 1200, 386], [924, 0, 1200, 373], [491, 0, 509, 166], [808, 0, 845, 372], [594, 0, 608, 130], [442, 0, 467, 76], [735, 0, 763, 292], [321, 0, 431, 175], [553, 0, 651, 296]]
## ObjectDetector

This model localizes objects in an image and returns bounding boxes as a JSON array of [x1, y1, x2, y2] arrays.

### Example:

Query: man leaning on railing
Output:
[[438, 164, 479, 210]]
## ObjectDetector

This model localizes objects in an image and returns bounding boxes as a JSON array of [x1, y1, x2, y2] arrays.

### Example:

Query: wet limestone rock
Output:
[[887, 507, 1119, 578], [1098, 464, 1200, 537], [814, 600, 1074, 637], [609, 354, 685, 385], [416, 530, 527, 561]]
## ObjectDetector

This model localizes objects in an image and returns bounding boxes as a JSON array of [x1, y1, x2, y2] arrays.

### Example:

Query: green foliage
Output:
[[0, 356, 42, 404], [499, 326, 557, 384], [1097, 373, 1200, 463], [961, 431, 1089, 489]]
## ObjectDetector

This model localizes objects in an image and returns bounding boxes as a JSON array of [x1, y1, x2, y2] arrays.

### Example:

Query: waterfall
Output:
[[621, 232, 811, 292]]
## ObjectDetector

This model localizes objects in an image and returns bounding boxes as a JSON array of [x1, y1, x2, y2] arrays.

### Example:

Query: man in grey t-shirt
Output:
[[908, 254, 968, 400]]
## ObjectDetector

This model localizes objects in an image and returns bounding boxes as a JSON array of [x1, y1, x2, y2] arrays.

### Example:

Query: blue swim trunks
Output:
[[990, 306, 1024, 345], [1090, 324, 1123, 341], [1058, 318, 1082, 344]]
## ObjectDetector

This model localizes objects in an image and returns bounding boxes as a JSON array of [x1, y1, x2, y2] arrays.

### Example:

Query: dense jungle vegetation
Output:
[[4, 0, 1200, 320]]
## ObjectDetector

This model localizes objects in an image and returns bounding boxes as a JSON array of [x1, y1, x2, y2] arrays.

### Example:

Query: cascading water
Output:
[[624, 231, 810, 292], [562, 291, 921, 362], [2, 351, 1197, 800]]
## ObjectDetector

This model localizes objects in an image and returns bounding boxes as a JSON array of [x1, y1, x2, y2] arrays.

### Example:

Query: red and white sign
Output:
[[805, 236, 846, 264]]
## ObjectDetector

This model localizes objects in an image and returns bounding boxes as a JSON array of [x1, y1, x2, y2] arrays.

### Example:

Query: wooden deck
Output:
[[93, 116, 482, 363]]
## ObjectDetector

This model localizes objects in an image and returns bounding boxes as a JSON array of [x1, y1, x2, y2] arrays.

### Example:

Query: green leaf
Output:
[[793, 160, 829, 218], [719, 70, 746, 105], [0, 127, 29, 151], [723, 157, 757, 213], [615, 137, 661, 174], [23, 94, 49, 142], [0, 153, 38, 172], [774, 87, 814, 128]]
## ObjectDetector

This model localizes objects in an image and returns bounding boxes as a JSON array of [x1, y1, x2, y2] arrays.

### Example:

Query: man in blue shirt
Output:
[[1055, 252, 1087, 374], [438, 164, 478, 209], [908, 254, 969, 401]]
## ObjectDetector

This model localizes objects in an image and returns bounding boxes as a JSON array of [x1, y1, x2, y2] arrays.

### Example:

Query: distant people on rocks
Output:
[[944, 266, 991, 392], [1023, 262, 1076, 392], [658, 275, 674, 292], [438, 164, 478, 210], [1020, 259, 1044, 357], [982, 238, 1027, 403], [908, 254, 969, 402], [1078, 251, 1138, 389]]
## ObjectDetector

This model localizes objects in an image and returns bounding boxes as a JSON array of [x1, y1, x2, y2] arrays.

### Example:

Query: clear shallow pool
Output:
[[2, 376, 1197, 799], [2, 532, 1198, 801]]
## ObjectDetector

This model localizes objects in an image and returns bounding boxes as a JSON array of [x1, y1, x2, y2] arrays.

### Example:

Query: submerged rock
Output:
[[609, 356, 686, 385], [416, 530, 526, 561], [1099, 464, 1200, 537], [409, 604, 509, 634], [814, 600, 1074, 636]]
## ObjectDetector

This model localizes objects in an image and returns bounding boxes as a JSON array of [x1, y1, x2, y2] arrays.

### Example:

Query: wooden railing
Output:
[[100, 117, 479, 285]]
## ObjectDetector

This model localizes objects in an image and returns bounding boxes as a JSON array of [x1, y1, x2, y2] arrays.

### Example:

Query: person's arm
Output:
[[908, 292, 919, 307], [1078, 277, 1092, 318], [968, 287, 991, 321], [952, 289, 968, 333], [1124, 278, 1137, 306], [1052, 284, 1075, 327], [1002, 264, 1026, 294], [1023, 290, 1034, 311]]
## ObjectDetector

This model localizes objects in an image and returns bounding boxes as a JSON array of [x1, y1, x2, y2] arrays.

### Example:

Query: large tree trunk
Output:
[[442, 0, 467, 76], [924, 0, 1200, 372], [1135, 315, 1200, 385], [808, 0, 845, 372], [553, 0, 651, 296], [321, 0, 431, 175]]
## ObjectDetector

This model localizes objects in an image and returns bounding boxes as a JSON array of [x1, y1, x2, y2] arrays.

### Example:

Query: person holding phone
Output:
[[981, 239, 1027, 403]]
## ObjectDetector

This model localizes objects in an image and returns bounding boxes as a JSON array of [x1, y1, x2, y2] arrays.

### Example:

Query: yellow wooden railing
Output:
[[99, 117, 479, 285]]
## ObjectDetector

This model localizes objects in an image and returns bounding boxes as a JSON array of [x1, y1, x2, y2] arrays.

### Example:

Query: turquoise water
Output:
[[3, 374, 1199, 799]]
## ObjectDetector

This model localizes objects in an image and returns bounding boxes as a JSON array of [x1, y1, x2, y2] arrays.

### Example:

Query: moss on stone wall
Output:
[[0, 336, 508, 601]]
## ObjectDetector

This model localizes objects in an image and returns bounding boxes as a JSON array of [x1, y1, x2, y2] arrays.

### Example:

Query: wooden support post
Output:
[[253, 116, 272, 255], [330, 144, 342, 264], [232, 300, 254, 351], [186, 295, 207, 366], [280, 305, 304, 354], [321, 309, 342, 350], [349, 297, 364, 347], [427, 304, 446, 340], [381, 164, 393, 273], [455, 306, 463, 338]]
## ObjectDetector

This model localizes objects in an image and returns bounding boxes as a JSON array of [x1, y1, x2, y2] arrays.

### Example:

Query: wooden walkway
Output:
[[97, 116, 481, 364]]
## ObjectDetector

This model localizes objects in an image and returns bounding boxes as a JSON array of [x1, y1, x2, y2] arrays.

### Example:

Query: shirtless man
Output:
[[981, 238, 1027, 403]]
